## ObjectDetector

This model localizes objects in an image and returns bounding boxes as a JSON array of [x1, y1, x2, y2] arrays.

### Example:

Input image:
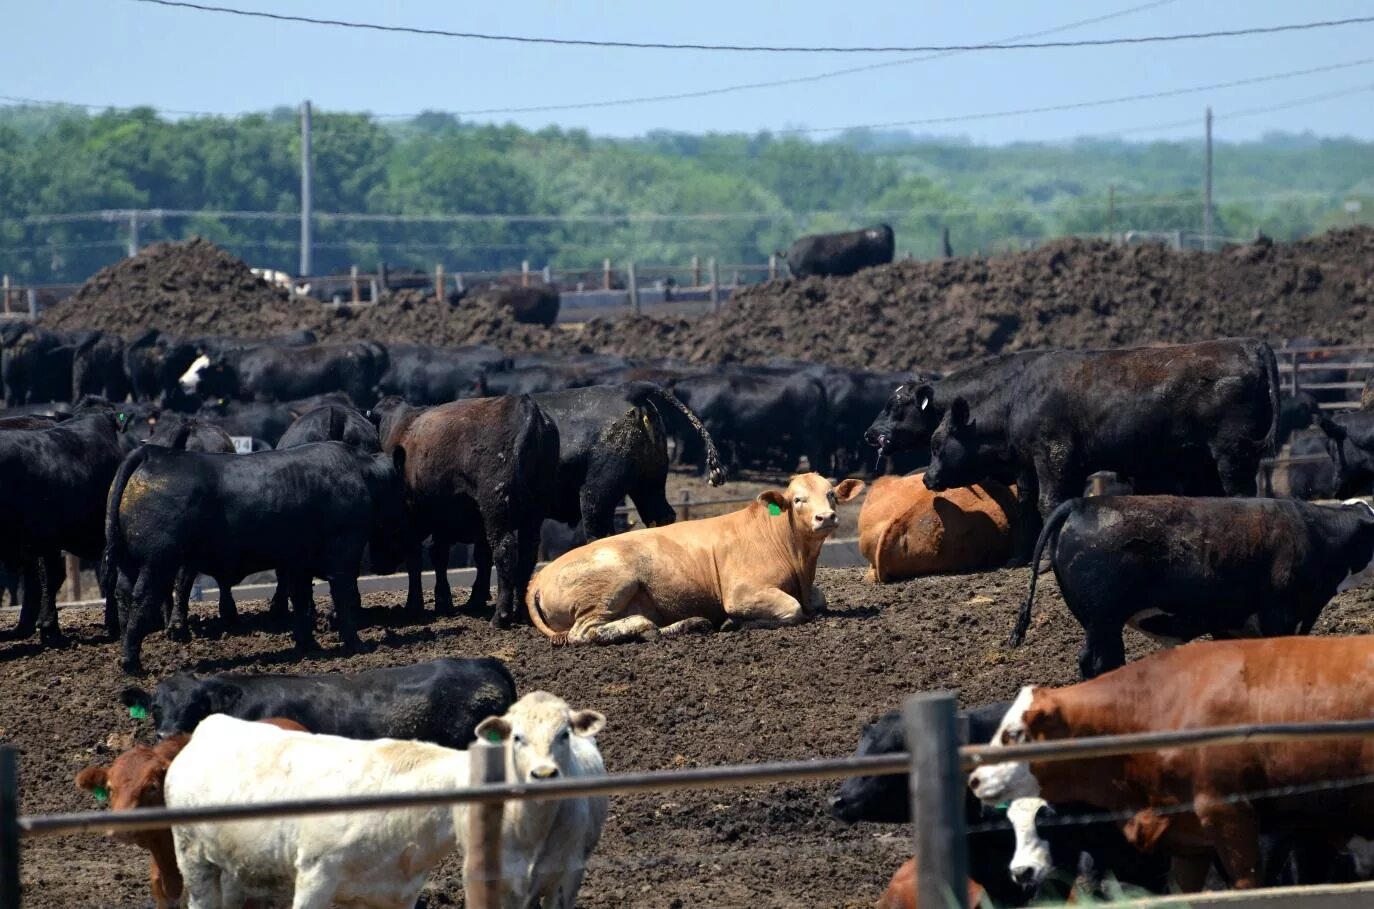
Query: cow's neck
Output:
[[143, 831, 184, 905], [758, 509, 823, 599]]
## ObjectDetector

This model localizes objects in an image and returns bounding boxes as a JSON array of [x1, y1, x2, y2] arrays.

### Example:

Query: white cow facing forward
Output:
[[165, 692, 608, 909]]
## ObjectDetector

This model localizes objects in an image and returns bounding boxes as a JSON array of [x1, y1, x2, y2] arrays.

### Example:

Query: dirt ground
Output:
[[6, 563, 1374, 909]]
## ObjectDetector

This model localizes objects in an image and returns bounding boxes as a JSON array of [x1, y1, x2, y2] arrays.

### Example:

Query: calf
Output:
[[74, 717, 307, 909], [969, 636, 1374, 889], [865, 339, 1280, 559], [831, 705, 1168, 904], [166, 692, 606, 908], [121, 657, 516, 748], [529, 473, 863, 644], [533, 382, 725, 538], [858, 473, 1017, 582], [1016, 495, 1374, 679], [103, 441, 407, 673], [371, 394, 559, 626]]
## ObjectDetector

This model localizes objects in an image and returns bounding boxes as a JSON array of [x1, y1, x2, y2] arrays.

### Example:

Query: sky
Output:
[[7, 0, 1374, 143]]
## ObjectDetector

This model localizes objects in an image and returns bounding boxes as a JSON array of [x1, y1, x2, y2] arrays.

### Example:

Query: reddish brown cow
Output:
[[969, 636, 1374, 889], [75, 718, 307, 909], [875, 858, 986, 909]]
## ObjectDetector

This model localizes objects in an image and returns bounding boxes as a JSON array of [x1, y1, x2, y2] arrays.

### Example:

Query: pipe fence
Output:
[[8, 697, 1374, 907]]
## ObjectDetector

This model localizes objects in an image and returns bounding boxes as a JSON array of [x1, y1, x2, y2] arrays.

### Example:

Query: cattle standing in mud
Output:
[[1015, 495, 1374, 679], [528, 473, 863, 644], [370, 394, 559, 626], [865, 339, 1280, 560]]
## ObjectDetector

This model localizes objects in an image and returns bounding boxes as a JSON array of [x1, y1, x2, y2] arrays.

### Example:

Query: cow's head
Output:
[[476, 691, 604, 783], [757, 473, 864, 536], [923, 397, 983, 491], [865, 381, 940, 456], [830, 710, 906, 823], [967, 686, 1060, 804], [1338, 498, 1374, 593], [74, 739, 185, 843], [1007, 797, 1054, 891]]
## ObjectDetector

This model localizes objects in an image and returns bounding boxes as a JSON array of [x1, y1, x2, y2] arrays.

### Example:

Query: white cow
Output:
[[166, 692, 608, 909]]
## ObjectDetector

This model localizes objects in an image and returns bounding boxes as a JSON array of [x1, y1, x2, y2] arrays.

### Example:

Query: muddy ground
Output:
[[6, 563, 1374, 909]]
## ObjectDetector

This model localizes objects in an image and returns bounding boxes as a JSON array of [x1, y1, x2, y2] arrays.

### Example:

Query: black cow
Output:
[[483, 364, 591, 397], [103, 441, 407, 673], [377, 344, 506, 405], [1262, 430, 1337, 500], [1276, 391, 1319, 448], [277, 403, 380, 453], [1, 324, 73, 404], [124, 330, 202, 406], [831, 704, 1169, 903], [184, 341, 389, 407], [673, 370, 831, 475], [532, 383, 725, 539], [0, 409, 131, 644], [1017, 496, 1374, 679], [466, 284, 560, 326], [194, 394, 351, 447], [1317, 411, 1374, 498], [120, 657, 516, 750], [781, 224, 895, 279], [866, 339, 1280, 560], [370, 394, 559, 626], [71, 331, 130, 402]]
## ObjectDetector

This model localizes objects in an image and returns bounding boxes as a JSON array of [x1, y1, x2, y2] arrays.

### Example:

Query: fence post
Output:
[[708, 258, 720, 312], [0, 746, 19, 909], [64, 554, 81, 603], [627, 262, 640, 315], [542, 264, 552, 285], [26, 290, 37, 318], [521, 260, 530, 288], [602, 258, 612, 291], [691, 255, 701, 287], [369, 277, 381, 303], [680, 489, 691, 521], [350, 265, 360, 304], [904, 692, 968, 909], [2, 275, 9, 315], [455, 272, 465, 294], [464, 737, 506, 909], [1172, 230, 1183, 251], [1290, 350, 1299, 396], [768, 254, 777, 281], [435, 265, 445, 304]]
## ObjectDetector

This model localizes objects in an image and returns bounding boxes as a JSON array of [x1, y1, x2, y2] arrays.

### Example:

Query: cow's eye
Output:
[[794, 497, 803, 504], [513, 734, 526, 746], [558, 729, 570, 741]]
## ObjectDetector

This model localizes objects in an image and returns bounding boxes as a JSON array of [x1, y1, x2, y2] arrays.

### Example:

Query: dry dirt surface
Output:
[[6, 567, 1374, 908]]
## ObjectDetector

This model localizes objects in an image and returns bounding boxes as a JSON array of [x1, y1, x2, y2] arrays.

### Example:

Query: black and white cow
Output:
[[1016, 495, 1374, 679]]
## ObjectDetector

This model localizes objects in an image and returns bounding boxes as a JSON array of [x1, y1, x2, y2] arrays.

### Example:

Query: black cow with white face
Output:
[[865, 339, 1280, 560], [1018, 495, 1374, 679]]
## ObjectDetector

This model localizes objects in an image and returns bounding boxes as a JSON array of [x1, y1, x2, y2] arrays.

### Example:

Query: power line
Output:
[[128, 2, 1374, 54], [1102, 82, 1374, 136]]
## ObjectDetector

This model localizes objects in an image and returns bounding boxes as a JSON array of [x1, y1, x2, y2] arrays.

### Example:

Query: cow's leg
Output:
[[102, 567, 122, 639], [430, 539, 454, 615], [217, 873, 249, 909], [1010, 469, 1041, 566], [122, 563, 173, 675], [216, 583, 239, 627], [723, 586, 808, 630], [179, 859, 223, 909], [267, 574, 291, 622], [513, 515, 545, 625], [36, 551, 65, 646], [659, 616, 714, 637], [1077, 625, 1126, 680], [579, 614, 661, 645], [167, 568, 193, 642], [0, 561, 41, 640], [286, 570, 321, 652], [325, 575, 365, 653], [579, 486, 619, 541], [628, 485, 676, 528], [487, 529, 520, 629], [404, 544, 426, 614], [290, 858, 343, 909], [466, 536, 493, 613], [1195, 794, 1261, 889]]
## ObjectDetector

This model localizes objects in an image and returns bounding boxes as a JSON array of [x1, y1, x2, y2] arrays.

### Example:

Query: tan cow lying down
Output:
[[858, 473, 1018, 582], [529, 473, 864, 644]]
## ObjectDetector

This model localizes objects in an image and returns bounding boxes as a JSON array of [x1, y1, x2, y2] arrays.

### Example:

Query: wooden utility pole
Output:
[[905, 692, 969, 909], [1203, 106, 1214, 252], [299, 100, 313, 277]]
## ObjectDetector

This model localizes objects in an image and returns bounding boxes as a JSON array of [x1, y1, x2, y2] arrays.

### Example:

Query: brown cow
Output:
[[875, 858, 987, 908], [528, 473, 863, 643], [969, 636, 1374, 890], [858, 473, 1017, 582], [75, 717, 307, 909]]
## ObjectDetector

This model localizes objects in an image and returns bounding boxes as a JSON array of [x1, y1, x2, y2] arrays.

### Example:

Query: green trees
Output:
[[0, 104, 1368, 285]]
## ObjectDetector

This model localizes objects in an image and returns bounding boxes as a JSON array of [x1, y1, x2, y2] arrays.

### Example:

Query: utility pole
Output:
[[1202, 106, 1213, 253], [1107, 184, 1116, 237], [127, 211, 140, 258], [299, 100, 313, 278]]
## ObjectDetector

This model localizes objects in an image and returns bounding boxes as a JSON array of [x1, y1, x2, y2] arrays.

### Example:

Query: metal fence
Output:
[[8, 693, 1374, 907]]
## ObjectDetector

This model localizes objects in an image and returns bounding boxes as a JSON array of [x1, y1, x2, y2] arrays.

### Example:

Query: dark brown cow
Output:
[[370, 394, 559, 627], [75, 717, 307, 909], [969, 636, 1374, 890]]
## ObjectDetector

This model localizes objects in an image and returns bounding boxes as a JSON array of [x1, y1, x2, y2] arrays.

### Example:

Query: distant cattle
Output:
[[121, 657, 516, 748], [371, 394, 559, 626], [866, 339, 1280, 560], [71, 331, 130, 402], [858, 474, 1017, 582], [969, 636, 1374, 889], [376, 344, 503, 405], [74, 717, 308, 909], [466, 283, 561, 326], [673, 370, 832, 475], [1, 324, 73, 405], [277, 403, 379, 453], [1262, 430, 1336, 500], [166, 692, 606, 908], [1016, 495, 1374, 679], [529, 473, 863, 643], [782, 224, 895, 279], [1318, 411, 1374, 497], [181, 341, 389, 407]]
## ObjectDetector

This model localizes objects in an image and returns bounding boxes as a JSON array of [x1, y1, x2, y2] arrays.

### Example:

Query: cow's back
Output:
[[860, 474, 1017, 580]]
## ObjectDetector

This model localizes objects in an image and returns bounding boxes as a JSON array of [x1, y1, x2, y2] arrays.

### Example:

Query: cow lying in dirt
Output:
[[528, 472, 863, 644], [858, 473, 1018, 582]]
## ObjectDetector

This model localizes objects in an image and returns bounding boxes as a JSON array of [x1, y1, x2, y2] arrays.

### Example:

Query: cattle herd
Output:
[[8, 318, 1374, 907]]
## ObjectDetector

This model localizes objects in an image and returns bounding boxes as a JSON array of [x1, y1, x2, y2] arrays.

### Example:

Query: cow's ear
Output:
[[1023, 695, 1065, 739], [570, 709, 606, 738], [756, 489, 789, 512], [949, 397, 972, 429], [915, 384, 935, 412], [475, 716, 512, 744], [74, 766, 108, 792], [119, 687, 152, 711], [832, 479, 865, 502]]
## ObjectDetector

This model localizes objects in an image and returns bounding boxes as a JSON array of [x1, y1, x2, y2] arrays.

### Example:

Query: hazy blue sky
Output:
[[9, 0, 1374, 142]]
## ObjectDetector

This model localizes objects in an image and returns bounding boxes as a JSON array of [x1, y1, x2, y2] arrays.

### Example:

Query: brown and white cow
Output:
[[528, 473, 864, 644], [858, 473, 1018, 582], [968, 636, 1374, 890], [75, 717, 307, 909]]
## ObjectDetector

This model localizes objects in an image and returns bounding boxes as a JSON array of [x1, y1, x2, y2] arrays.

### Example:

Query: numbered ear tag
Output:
[[767, 503, 782, 517]]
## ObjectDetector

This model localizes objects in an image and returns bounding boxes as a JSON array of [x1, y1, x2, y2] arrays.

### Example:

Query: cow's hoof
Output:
[[166, 623, 191, 644], [293, 635, 323, 653], [433, 594, 455, 615], [720, 618, 741, 633], [340, 638, 374, 655], [464, 596, 491, 614], [119, 658, 146, 677], [662, 617, 714, 637], [39, 628, 69, 649], [0, 626, 34, 642]]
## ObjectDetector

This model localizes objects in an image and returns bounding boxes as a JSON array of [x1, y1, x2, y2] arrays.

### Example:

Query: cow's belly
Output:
[[1125, 609, 1196, 646]]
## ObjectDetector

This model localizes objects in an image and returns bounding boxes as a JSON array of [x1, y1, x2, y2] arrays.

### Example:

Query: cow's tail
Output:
[[102, 446, 151, 601], [645, 385, 726, 487], [1259, 341, 1281, 456], [871, 519, 900, 584], [527, 581, 567, 644], [327, 404, 345, 442], [1318, 414, 1350, 488], [1010, 498, 1078, 648]]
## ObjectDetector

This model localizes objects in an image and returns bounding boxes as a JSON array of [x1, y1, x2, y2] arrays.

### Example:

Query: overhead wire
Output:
[[126, 2, 1374, 54]]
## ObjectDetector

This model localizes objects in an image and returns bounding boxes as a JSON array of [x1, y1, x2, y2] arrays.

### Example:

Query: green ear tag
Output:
[[767, 503, 782, 517], [484, 729, 503, 744], [994, 802, 1010, 812], [92, 786, 109, 804], [128, 705, 148, 720]]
